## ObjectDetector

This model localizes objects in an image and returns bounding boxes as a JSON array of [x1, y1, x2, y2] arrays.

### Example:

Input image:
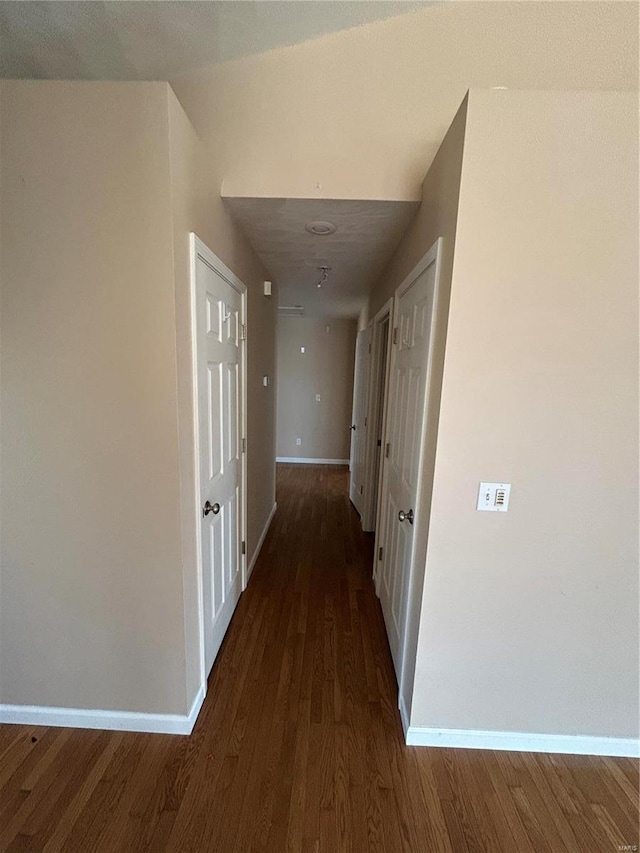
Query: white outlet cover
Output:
[[300, 346, 305, 353], [477, 482, 511, 512], [315, 394, 321, 402], [296, 438, 302, 446]]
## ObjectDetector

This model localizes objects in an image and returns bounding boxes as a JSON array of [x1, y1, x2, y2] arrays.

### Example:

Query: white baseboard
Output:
[[405, 725, 639, 757], [248, 502, 277, 580], [0, 682, 206, 736], [276, 457, 349, 465]]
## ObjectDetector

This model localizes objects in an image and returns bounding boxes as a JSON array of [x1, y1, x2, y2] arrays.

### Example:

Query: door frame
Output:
[[363, 299, 393, 535], [349, 327, 371, 511], [189, 233, 248, 690], [374, 238, 444, 715]]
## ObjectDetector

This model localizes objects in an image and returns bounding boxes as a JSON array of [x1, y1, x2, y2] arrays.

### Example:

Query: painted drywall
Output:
[[171, 2, 638, 202], [368, 96, 468, 719], [411, 91, 639, 739], [0, 81, 186, 713], [167, 88, 276, 704], [0, 81, 277, 719], [276, 316, 356, 460]]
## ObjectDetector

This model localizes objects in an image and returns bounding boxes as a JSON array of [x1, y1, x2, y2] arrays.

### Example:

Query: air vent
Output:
[[305, 221, 337, 236], [278, 305, 306, 317]]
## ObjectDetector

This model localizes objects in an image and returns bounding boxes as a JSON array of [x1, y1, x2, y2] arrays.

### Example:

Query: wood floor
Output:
[[0, 464, 638, 852]]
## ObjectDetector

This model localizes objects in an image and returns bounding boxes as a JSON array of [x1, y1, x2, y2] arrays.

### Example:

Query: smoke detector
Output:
[[305, 221, 337, 236]]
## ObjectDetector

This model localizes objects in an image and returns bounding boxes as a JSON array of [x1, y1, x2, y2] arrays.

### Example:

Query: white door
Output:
[[362, 310, 391, 533], [378, 240, 441, 683], [349, 327, 371, 514], [192, 235, 246, 678]]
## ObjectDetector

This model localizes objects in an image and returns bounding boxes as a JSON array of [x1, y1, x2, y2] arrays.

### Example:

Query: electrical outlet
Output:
[[315, 394, 321, 402], [477, 482, 511, 512], [296, 438, 302, 446], [300, 346, 305, 354]]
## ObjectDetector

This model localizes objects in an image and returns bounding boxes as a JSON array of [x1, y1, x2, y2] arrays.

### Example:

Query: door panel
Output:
[[207, 361, 223, 482], [349, 328, 371, 514], [194, 240, 245, 678], [378, 245, 440, 684]]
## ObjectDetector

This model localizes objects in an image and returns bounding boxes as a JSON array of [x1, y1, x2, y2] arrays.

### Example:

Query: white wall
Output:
[[167, 88, 276, 704], [369, 95, 468, 719], [0, 81, 277, 720], [171, 2, 637, 202], [276, 316, 356, 461], [410, 90, 639, 740], [0, 81, 186, 713]]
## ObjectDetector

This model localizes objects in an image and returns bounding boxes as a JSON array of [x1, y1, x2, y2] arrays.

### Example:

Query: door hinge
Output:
[[385, 442, 391, 458], [393, 327, 398, 345], [377, 439, 382, 447], [368, 343, 372, 354], [241, 540, 246, 555], [364, 416, 367, 427], [378, 546, 383, 562], [241, 323, 247, 341], [360, 485, 364, 495], [242, 437, 247, 453]]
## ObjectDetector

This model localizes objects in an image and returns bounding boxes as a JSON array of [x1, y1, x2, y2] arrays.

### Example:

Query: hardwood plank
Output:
[[0, 464, 636, 853]]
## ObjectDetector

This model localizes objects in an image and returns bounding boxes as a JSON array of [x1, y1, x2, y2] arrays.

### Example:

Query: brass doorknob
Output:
[[398, 509, 414, 524], [203, 501, 220, 517]]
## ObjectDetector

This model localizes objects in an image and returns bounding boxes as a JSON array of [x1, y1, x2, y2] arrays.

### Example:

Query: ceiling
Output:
[[224, 197, 419, 319], [0, 1, 427, 81]]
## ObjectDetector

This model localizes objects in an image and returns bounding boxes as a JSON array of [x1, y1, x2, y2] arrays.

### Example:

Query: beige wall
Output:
[[166, 89, 276, 704], [368, 96, 468, 717], [171, 2, 637, 202], [0, 81, 186, 713], [0, 81, 277, 716], [276, 316, 356, 460], [411, 91, 639, 738]]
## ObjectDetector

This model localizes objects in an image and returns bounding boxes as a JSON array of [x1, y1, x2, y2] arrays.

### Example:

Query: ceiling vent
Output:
[[305, 221, 337, 236], [278, 305, 306, 317]]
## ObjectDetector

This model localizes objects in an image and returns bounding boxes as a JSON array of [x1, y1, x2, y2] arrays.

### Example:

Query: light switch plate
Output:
[[315, 394, 321, 402], [477, 482, 511, 512], [300, 346, 305, 354]]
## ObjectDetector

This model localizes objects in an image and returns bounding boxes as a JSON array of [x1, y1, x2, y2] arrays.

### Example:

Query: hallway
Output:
[[0, 465, 637, 852]]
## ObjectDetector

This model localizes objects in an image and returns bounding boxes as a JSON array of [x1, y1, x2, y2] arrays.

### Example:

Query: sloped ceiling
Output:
[[0, 1, 428, 80]]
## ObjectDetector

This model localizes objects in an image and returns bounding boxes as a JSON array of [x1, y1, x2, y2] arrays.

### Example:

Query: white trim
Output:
[[189, 233, 248, 691], [405, 725, 640, 757], [276, 457, 349, 465], [240, 271, 248, 593], [396, 237, 444, 718], [189, 235, 206, 690], [348, 327, 372, 512], [374, 238, 444, 713], [399, 692, 410, 737], [191, 234, 247, 297], [364, 299, 393, 535], [247, 502, 278, 580], [0, 684, 206, 736]]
